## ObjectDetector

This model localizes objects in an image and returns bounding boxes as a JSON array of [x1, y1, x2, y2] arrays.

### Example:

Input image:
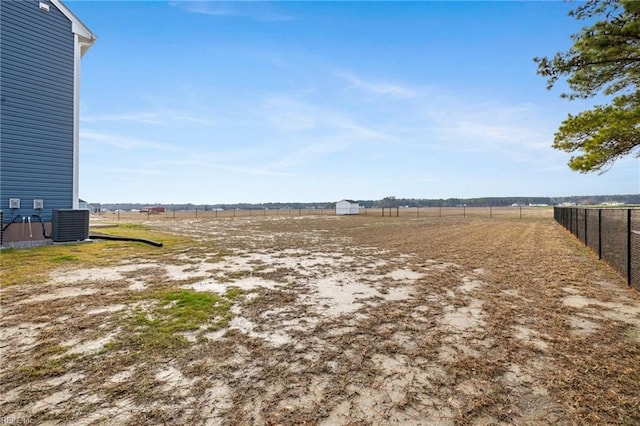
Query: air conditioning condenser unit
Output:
[[52, 209, 89, 242]]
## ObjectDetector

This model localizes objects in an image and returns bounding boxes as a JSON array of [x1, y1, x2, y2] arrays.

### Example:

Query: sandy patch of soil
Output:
[[1, 214, 639, 425], [17, 287, 99, 304]]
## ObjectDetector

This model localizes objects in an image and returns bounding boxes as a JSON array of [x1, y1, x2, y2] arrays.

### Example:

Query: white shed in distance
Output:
[[336, 199, 360, 215]]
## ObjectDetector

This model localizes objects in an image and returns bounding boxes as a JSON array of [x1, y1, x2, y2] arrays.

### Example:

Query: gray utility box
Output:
[[52, 209, 89, 242]]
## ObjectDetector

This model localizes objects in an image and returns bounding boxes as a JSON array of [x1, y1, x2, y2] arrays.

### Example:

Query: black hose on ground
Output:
[[89, 234, 163, 247], [31, 215, 51, 239], [2, 215, 51, 239], [2, 215, 21, 232]]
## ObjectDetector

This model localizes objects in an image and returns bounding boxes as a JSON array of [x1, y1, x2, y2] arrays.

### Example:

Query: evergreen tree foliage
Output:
[[534, 0, 640, 172]]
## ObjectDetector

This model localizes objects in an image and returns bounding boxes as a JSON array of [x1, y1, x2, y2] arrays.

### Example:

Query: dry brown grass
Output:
[[1, 211, 639, 425]]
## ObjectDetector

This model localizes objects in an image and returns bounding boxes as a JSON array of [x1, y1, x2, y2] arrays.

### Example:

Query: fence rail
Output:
[[554, 207, 639, 290], [99, 206, 552, 221]]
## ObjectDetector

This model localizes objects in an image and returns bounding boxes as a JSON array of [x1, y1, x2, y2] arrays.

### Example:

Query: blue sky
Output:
[[70, 0, 639, 204]]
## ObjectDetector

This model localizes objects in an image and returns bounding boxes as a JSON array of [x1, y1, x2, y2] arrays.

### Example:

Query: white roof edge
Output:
[[50, 0, 97, 52]]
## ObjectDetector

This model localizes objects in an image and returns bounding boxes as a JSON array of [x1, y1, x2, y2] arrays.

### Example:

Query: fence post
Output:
[[173, 208, 176, 219], [490, 205, 492, 218], [571, 208, 574, 233], [628, 209, 632, 286], [117, 210, 120, 221], [598, 209, 602, 260], [519, 206, 522, 219], [396, 207, 399, 217], [463, 205, 466, 218], [439, 206, 442, 218], [571, 208, 575, 232], [195, 208, 198, 218], [584, 208, 588, 247]]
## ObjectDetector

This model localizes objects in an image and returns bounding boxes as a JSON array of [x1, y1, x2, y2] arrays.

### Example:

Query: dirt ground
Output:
[[1, 212, 639, 425]]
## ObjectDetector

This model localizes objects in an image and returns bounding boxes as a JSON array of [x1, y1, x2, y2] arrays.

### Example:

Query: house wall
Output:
[[0, 0, 75, 229], [2, 221, 53, 245]]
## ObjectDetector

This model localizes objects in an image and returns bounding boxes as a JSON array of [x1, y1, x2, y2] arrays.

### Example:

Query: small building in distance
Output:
[[336, 200, 360, 215], [140, 206, 166, 214]]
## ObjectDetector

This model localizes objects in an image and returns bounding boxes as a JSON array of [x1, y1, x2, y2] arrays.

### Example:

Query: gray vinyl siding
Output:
[[0, 0, 75, 222]]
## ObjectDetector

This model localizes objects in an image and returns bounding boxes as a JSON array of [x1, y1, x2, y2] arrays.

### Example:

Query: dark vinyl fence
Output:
[[554, 207, 639, 290]]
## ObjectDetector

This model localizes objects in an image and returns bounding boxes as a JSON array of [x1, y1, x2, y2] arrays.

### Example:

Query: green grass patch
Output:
[[23, 357, 67, 379], [0, 222, 193, 287], [51, 254, 77, 263], [112, 223, 151, 231], [224, 286, 244, 299], [111, 288, 242, 354], [90, 222, 172, 243], [158, 290, 234, 331], [18, 345, 78, 379]]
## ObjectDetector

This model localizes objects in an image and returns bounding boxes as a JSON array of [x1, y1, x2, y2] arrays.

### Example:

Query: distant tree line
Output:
[[93, 194, 639, 212], [363, 194, 640, 208]]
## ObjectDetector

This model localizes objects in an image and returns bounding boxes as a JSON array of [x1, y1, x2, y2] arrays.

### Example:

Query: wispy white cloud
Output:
[[414, 95, 553, 159], [169, 1, 229, 17], [323, 70, 551, 160], [145, 154, 298, 177], [441, 119, 548, 151], [245, 95, 391, 171], [169, 1, 294, 22], [259, 96, 389, 140], [268, 140, 350, 169], [327, 116, 389, 141], [172, 114, 217, 127], [82, 112, 165, 125], [416, 176, 442, 183], [261, 97, 318, 132], [336, 71, 416, 99], [328, 70, 552, 165], [89, 165, 168, 177], [80, 130, 178, 151], [82, 110, 217, 127], [212, 163, 297, 177]]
